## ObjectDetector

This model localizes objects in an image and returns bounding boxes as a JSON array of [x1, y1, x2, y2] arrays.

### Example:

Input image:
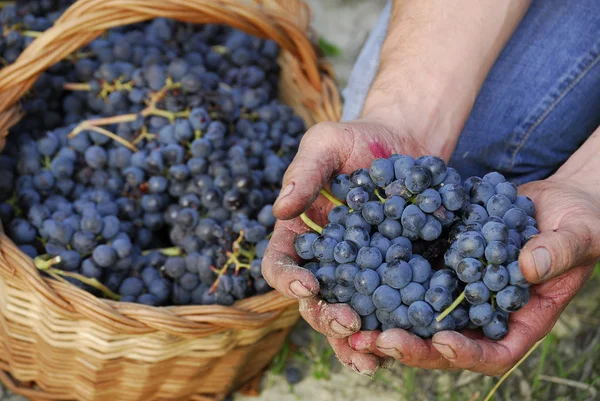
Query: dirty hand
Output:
[[262, 116, 430, 374]]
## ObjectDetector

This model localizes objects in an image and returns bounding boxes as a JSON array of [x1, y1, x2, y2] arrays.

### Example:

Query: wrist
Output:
[[360, 70, 473, 161]]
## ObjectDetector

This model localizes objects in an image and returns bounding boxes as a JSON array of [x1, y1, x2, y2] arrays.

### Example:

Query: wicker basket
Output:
[[0, 1, 342, 400]]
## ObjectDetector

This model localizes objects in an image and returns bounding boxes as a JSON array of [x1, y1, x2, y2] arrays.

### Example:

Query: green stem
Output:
[[374, 188, 386, 203], [51, 269, 121, 301], [320, 189, 344, 207], [482, 337, 546, 401], [436, 291, 466, 322], [142, 246, 182, 256], [300, 213, 323, 234], [34, 255, 62, 270]]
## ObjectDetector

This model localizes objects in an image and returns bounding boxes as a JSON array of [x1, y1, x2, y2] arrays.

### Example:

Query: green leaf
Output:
[[318, 37, 342, 58]]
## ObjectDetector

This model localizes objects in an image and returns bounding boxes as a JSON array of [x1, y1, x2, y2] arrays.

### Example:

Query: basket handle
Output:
[[0, 0, 328, 114]]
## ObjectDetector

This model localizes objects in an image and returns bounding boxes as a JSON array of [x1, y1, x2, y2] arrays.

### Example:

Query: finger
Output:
[[298, 297, 361, 338], [272, 122, 355, 220], [432, 265, 592, 375], [348, 331, 387, 357], [262, 219, 320, 299], [519, 216, 600, 283], [375, 329, 456, 370], [328, 337, 382, 376]]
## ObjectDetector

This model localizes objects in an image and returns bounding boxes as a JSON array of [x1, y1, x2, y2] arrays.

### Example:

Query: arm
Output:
[[363, 0, 532, 159]]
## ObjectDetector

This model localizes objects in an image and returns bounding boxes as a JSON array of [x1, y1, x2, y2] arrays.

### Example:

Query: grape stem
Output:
[[319, 189, 344, 207], [141, 246, 182, 257], [436, 290, 466, 322], [300, 213, 323, 234], [482, 337, 546, 401], [34, 255, 120, 301], [374, 188, 386, 203]]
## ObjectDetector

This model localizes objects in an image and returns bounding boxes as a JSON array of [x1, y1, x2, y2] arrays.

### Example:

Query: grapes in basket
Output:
[[294, 155, 538, 340], [0, 4, 306, 306]]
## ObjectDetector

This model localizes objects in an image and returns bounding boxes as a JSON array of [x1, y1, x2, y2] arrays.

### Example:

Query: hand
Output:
[[355, 174, 596, 375], [262, 117, 430, 375]]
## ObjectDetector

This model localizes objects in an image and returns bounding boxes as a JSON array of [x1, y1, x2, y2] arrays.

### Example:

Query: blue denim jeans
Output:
[[342, 0, 600, 185]]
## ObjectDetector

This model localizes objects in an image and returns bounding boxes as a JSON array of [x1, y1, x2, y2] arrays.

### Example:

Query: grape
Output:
[[393, 155, 415, 179], [360, 313, 380, 331], [503, 208, 528, 231], [350, 168, 376, 191], [322, 223, 345, 242], [372, 285, 402, 312], [400, 282, 426, 305], [506, 261, 531, 287], [416, 188, 441, 213], [119, 277, 144, 297], [331, 174, 351, 201], [405, 166, 432, 193], [440, 167, 462, 186], [462, 204, 489, 225], [343, 226, 370, 248], [470, 181, 496, 207], [335, 263, 359, 287], [388, 304, 411, 328], [354, 269, 381, 295], [383, 196, 406, 219], [482, 172, 506, 187], [361, 201, 385, 225], [424, 286, 453, 311], [457, 231, 486, 258], [481, 221, 509, 243], [456, 258, 483, 283], [350, 293, 376, 316], [370, 234, 391, 256], [382, 260, 412, 289], [356, 246, 383, 269], [369, 158, 395, 188], [444, 246, 462, 271], [430, 269, 459, 292], [513, 196, 536, 217], [469, 302, 494, 326], [377, 218, 403, 239], [482, 312, 509, 340], [401, 204, 426, 232], [495, 182, 518, 202], [407, 301, 434, 327], [420, 215, 442, 241], [346, 186, 370, 211], [418, 156, 447, 186], [344, 212, 371, 231], [464, 281, 490, 305], [92, 245, 117, 267], [9, 218, 37, 243], [521, 226, 540, 243], [483, 264, 509, 291], [485, 241, 508, 265], [409, 256, 431, 283], [429, 313, 456, 333], [385, 243, 412, 263], [496, 285, 530, 312], [333, 241, 358, 264], [328, 205, 350, 224], [486, 194, 512, 217], [294, 233, 319, 260], [450, 306, 470, 330]]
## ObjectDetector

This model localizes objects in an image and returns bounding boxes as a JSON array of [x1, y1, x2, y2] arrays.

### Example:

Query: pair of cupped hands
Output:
[[262, 118, 598, 376]]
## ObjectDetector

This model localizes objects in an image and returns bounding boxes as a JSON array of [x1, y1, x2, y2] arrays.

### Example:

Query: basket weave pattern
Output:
[[0, 1, 342, 400]]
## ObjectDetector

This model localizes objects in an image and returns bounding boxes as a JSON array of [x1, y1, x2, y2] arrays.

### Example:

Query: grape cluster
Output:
[[0, 16, 306, 306], [294, 155, 538, 340]]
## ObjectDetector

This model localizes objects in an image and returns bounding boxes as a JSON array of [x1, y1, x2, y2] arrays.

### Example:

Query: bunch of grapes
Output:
[[294, 155, 538, 340], [0, 16, 307, 306]]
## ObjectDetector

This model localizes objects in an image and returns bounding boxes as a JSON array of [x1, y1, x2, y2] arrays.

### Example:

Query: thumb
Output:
[[519, 218, 599, 283], [272, 122, 355, 220]]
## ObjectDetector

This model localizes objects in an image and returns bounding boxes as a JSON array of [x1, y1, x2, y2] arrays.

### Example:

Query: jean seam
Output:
[[508, 43, 600, 170]]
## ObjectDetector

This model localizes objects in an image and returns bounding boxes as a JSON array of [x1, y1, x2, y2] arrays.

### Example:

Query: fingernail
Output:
[[289, 280, 313, 298], [376, 346, 404, 360], [330, 319, 355, 336], [433, 342, 456, 360], [381, 357, 396, 370], [350, 362, 374, 377], [274, 183, 294, 207], [532, 247, 551, 279]]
